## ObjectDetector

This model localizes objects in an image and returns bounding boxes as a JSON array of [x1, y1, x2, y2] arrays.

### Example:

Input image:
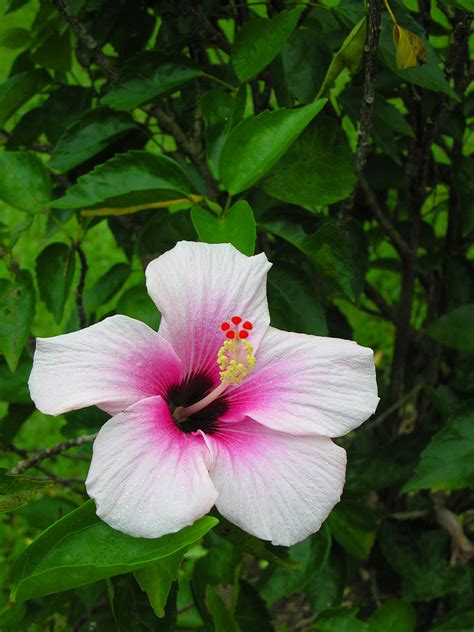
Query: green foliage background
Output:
[[0, 0, 473, 630]]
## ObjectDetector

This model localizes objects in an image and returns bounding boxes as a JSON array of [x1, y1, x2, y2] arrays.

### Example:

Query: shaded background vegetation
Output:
[[0, 0, 473, 630]]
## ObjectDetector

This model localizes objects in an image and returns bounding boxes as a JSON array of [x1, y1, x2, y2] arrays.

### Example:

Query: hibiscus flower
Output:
[[29, 241, 378, 546]]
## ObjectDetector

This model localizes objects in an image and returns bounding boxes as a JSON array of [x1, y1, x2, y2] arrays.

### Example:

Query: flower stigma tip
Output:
[[173, 316, 256, 424], [218, 317, 256, 386]]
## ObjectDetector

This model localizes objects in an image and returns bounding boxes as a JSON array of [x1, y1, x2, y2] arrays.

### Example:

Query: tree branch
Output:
[[51, 0, 117, 80], [75, 245, 88, 329], [8, 434, 97, 476], [339, 0, 382, 219]]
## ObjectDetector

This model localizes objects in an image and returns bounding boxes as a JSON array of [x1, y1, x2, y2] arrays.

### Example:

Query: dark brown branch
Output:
[[75, 245, 88, 329], [365, 282, 398, 324], [51, 0, 117, 80], [8, 433, 96, 476], [339, 0, 382, 220], [368, 383, 423, 429]]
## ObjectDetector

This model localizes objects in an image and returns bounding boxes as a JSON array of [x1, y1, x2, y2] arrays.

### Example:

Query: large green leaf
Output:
[[134, 553, 183, 618], [232, 7, 304, 82], [206, 586, 239, 632], [317, 17, 366, 97], [84, 262, 131, 316], [219, 100, 326, 195], [327, 500, 378, 560], [49, 107, 138, 172], [403, 411, 474, 491], [261, 219, 355, 299], [260, 524, 331, 603], [0, 271, 35, 371], [0, 151, 51, 213], [235, 581, 274, 632], [116, 284, 161, 330], [0, 469, 51, 513], [51, 151, 192, 212], [101, 52, 202, 111], [267, 263, 328, 336], [259, 114, 356, 208], [0, 69, 50, 126], [108, 574, 177, 631], [191, 200, 256, 256], [368, 599, 416, 632], [10, 500, 218, 601], [426, 305, 474, 353], [36, 243, 75, 324], [0, 354, 31, 403], [314, 607, 369, 632]]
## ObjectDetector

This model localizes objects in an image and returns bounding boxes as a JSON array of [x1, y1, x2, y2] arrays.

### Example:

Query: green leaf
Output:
[[259, 114, 356, 208], [328, 500, 377, 560], [403, 411, 474, 492], [51, 151, 192, 213], [0, 403, 33, 443], [36, 243, 75, 324], [235, 581, 274, 632], [0, 69, 50, 126], [3, 0, 29, 13], [232, 7, 304, 82], [101, 52, 202, 111], [260, 524, 331, 603], [315, 607, 368, 632], [317, 17, 366, 97], [49, 108, 138, 172], [213, 513, 298, 569], [191, 200, 256, 256], [108, 574, 177, 631], [0, 354, 31, 403], [116, 284, 161, 330], [219, 100, 326, 195], [0, 469, 51, 513], [368, 599, 416, 632], [0, 28, 30, 49], [430, 608, 474, 631], [426, 305, 474, 353], [134, 552, 183, 618], [84, 262, 131, 316], [0, 271, 35, 371], [0, 151, 51, 213], [31, 30, 72, 73], [379, 520, 466, 602], [42, 85, 93, 145], [262, 219, 355, 299], [206, 586, 239, 632], [10, 500, 218, 602], [268, 263, 327, 336]]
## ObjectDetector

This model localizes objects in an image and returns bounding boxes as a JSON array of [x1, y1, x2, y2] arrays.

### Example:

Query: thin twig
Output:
[[339, 0, 382, 220], [51, 0, 117, 80], [364, 282, 398, 324], [75, 245, 88, 329], [8, 433, 96, 476], [368, 384, 423, 429]]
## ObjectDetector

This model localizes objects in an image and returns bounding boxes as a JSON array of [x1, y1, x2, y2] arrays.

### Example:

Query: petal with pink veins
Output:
[[225, 327, 379, 437], [145, 241, 271, 379], [29, 315, 182, 416], [207, 418, 346, 546], [86, 396, 218, 539]]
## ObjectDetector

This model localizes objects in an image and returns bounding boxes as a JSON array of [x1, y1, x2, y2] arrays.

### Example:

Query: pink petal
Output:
[[29, 315, 182, 416], [146, 242, 271, 379], [207, 418, 346, 546], [86, 396, 218, 538], [226, 327, 379, 437]]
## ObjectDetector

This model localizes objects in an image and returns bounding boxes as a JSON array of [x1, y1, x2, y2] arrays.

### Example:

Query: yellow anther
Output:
[[217, 339, 256, 386]]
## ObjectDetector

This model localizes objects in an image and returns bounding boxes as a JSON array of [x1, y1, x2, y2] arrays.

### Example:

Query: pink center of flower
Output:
[[173, 316, 256, 427]]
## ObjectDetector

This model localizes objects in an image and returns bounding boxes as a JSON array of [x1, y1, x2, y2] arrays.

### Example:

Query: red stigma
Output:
[[231, 316, 242, 325], [226, 330, 235, 339], [239, 330, 249, 339], [243, 321, 253, 330], [220, 322, 230, 331]]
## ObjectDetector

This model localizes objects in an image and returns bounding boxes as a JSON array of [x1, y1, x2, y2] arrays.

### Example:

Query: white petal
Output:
[[226, 327, 379, 437], [86, 396, 218, 538], [208, 419, 346, 546], [145, 241, 271, 378], [29, 315, 182, 416]]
